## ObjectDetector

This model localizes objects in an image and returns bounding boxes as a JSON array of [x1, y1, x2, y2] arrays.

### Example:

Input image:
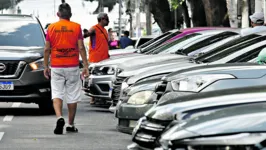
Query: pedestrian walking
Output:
[[83, 12, 110, 104], [43, 1, 89, 135], [119, 31, 133, 49]]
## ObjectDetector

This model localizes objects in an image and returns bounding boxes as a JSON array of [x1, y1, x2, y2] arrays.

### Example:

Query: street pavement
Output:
[[0, 93, 131, 150]]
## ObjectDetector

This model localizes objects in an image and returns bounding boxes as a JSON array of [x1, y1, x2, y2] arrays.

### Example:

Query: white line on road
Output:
[[11, 103, 21, 108], [3, 116, 13, 122], [0, 132, 4, 141]]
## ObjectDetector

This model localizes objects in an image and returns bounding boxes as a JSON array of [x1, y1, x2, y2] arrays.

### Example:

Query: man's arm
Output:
[[43, 41, 51, 69], [83, 27, 95, 38], [78, 39, 89, 68]]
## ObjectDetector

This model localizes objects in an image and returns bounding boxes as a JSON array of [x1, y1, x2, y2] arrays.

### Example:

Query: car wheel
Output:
[[38, 99, 55, 115]]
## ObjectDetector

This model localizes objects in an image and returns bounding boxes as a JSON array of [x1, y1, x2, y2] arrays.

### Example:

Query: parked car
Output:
[[130, 63, 266, 149], [115, 32, 266, 132], [0, 14, 54, 114], [84, 29, 240, 106], [108, 29, 180, 56], [108, 35, 155, 56], [158, 102, 266, 150]]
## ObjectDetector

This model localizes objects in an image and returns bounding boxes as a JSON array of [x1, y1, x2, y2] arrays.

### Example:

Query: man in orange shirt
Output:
[[83, 12, 110, 63], [43, 1, 89, 134], [83, 12, 110, 104]]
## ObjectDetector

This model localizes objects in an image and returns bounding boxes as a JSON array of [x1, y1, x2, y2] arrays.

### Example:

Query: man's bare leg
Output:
[[53, 98, 63, 117], [66, 103, 78, 132], [67, 103, 77, 125], [53, 98, 65, 134]]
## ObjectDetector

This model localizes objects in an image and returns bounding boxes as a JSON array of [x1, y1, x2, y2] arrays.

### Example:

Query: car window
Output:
[[229, 45, 266, 63], [141, 31, 181, 53], [136, 38, 152, 48], [139, 31, 180, 49], [150, 33, 201, 54], [195, 34, 261, 61], [198, 35, 266, 63], [182, 31, 239, 55], [0, 20, 45, 47]]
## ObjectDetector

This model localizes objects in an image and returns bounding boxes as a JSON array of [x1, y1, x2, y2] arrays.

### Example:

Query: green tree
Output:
[[83, 0, 117, 14], [0, 0, 23, 11]]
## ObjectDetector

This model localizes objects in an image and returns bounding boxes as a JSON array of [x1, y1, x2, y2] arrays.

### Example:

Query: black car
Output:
[[158, 102, 266, 150], [0, 14, 53, 114], [130, 63, 266, 149]]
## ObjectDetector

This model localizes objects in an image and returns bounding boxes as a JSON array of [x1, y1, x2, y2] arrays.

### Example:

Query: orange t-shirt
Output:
[[89, 24, 109, 63], [46, 19, 83, 68]]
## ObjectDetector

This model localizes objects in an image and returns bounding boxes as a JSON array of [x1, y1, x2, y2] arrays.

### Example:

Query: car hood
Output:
[[97, 54, 187, 69], [126, 61, 200, 85], [109, 48, 137, 56], [0, 46, 43, 63], [162, 102, 266, 141], [118, 58, 192, 78], [164, 63, 266, 81], [145, 91, 266, 121]]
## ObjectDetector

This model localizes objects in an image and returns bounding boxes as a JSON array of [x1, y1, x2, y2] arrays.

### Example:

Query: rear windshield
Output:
[[0, 20, 45, 47], [150, 33, 201, 54], [196, 34, 262, 62]]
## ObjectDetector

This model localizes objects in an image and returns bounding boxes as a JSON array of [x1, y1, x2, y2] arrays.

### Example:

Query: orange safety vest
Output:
[[89, 24, 109, 63], [47, 19, 82, 68]]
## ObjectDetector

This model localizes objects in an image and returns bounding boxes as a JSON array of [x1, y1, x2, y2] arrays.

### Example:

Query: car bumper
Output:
[[0, 66, 51, 103], [116, 102, 154, 133], [83, 74, 116, 100]]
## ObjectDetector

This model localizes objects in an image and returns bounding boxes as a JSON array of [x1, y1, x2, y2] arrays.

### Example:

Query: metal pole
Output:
[[146, 2, 151, 35], [118, 0, 122, 38], [264, 0, 266, 23]]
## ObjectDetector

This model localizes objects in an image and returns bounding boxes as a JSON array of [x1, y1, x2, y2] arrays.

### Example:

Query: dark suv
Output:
[[0, 14, 53, 114]]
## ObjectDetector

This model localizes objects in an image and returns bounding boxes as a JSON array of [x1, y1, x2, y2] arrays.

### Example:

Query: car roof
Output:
[[0, 14, 36, 21]]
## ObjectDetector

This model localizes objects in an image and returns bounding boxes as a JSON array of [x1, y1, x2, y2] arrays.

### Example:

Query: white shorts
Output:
[[51, 67, 82, 104]]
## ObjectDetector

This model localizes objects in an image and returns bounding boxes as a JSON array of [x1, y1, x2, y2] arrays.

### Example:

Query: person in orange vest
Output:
[[83, 12, 110, 63], [83, 12, 110, 104], [43, 1, 89, 134]]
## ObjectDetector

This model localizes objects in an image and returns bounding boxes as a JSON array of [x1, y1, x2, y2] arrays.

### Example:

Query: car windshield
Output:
[[195, 34, 262, 63], [149, 33, 201, 54], [0, 20, 45, 47], [140, 31, 181, 53]]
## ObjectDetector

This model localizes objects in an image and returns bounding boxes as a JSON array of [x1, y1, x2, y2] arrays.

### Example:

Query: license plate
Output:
[[0, 82, 14, 90], [129, 120, 137, 128]]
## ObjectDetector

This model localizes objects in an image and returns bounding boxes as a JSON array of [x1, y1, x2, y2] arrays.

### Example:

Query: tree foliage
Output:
[[0, 0, 23, 10], [83, 0, 117, 13]]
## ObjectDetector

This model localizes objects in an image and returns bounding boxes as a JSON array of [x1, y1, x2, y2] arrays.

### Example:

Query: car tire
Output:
[[38, 99, 55, 115]]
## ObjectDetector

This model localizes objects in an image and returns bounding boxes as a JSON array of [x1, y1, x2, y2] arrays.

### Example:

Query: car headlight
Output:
[[127, 91, 153, 105], [171, 74, 235, 92], [29, 58, 45, 71]]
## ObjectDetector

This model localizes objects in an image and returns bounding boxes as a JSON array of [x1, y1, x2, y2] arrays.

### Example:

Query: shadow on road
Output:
[[0, 108, 52, 116]]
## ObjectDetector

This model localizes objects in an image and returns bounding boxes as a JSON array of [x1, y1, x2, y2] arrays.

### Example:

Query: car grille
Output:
[[111, 76, 126, 105], [0, 61, 19, 76], [171, 145, 259, 150], [155, 81, 167, 100], [133, 117, 171, 149]]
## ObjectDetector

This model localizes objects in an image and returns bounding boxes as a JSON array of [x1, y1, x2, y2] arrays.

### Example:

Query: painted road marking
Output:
[[11, 103, 21, 108], [0, 132, 4, 141], [3, 103, 21, 122], [3, 116, 13, 122]]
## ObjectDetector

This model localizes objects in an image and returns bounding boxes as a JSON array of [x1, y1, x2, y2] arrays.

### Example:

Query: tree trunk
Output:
[[147, 0, 174, 32], [187, 0, 207, 27], [181, 0, 191, 28], [201, 0, 230, 27]]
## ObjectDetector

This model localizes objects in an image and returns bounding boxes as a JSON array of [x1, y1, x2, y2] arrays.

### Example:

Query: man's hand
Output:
[[81, 68, 89, 78], [44, 68, 51, 79]]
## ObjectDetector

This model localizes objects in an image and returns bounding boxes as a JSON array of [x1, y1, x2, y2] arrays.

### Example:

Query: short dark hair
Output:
[[58, 2, 72, 19], [108, 28, 112, 32], [97, 12, 108, 22], [124, 31, 130, 36]]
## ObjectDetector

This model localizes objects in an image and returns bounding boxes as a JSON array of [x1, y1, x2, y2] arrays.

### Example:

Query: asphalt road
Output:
[[0, 94, 131, 150]]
